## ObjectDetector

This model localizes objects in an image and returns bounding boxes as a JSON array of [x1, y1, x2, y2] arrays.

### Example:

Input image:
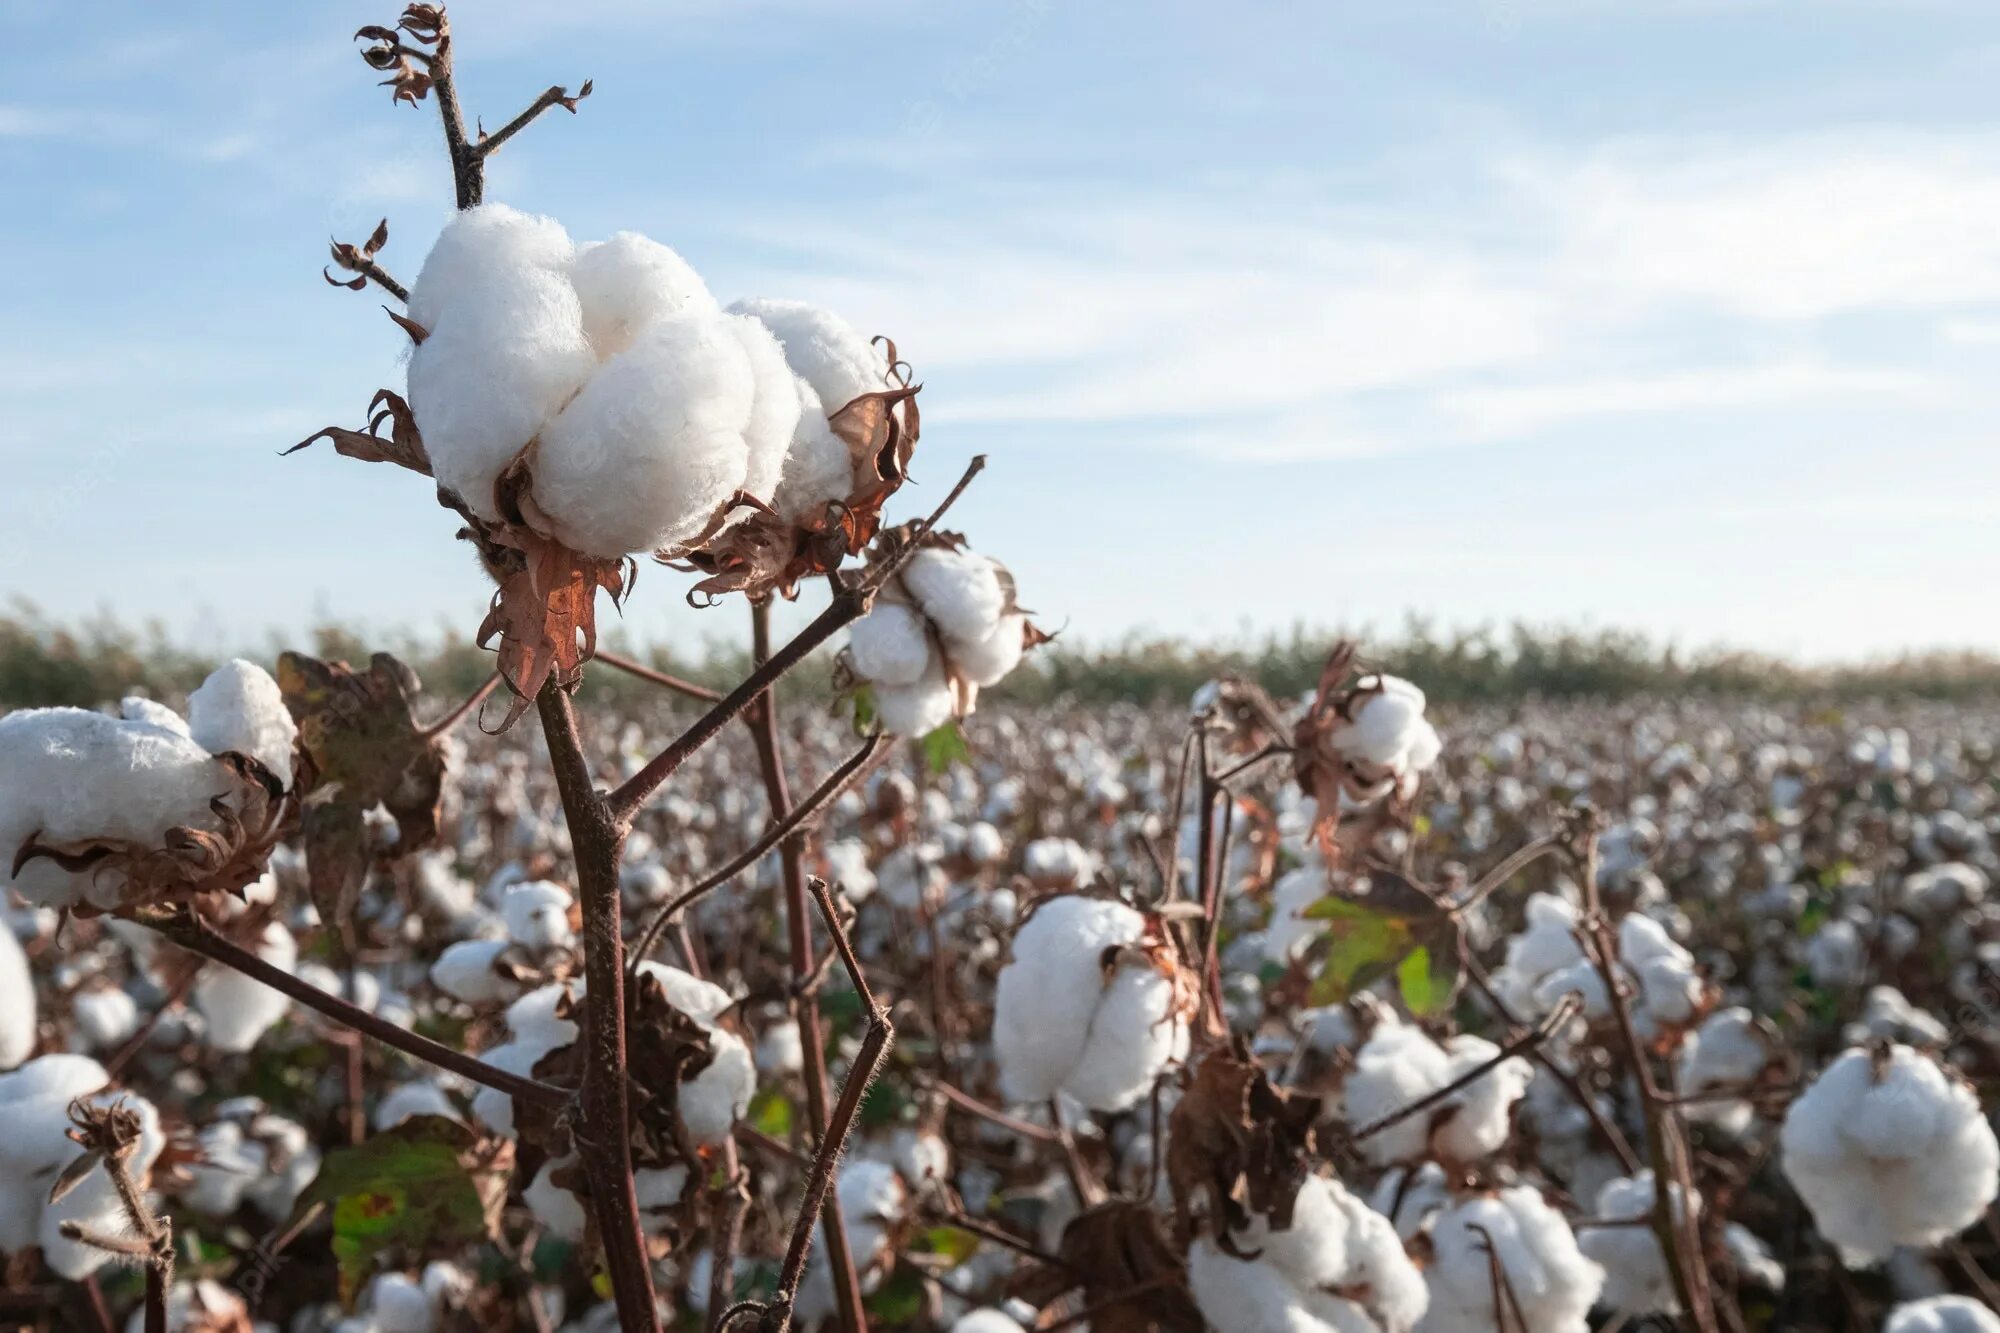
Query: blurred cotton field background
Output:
[[4, 4, 2000, 1333]]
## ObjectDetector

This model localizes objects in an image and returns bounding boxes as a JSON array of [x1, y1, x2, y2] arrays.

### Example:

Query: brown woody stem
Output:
[[595, 648, 725, 703], [480, 84, 586, 157]]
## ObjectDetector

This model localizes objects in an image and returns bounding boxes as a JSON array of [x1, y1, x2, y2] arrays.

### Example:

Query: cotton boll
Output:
[[124, 1279, 252, 1333], [728, 297, 888, 414], [502, 880, 575, 950], [951, 613, 1026, 688], [680, 1029, 755, 1144], [993, 895, 1187, 1112], [406, 204, 576, 333], [0, 708, 230, 912], [722, 313, 804, 506], [70, 987, 138, 1054], [848, 604, 936, 687], [0, 923, 33, 1069], [532, 311, 767, 556], [756, 1019, 804, 1076], [1780, 1043, 2000, 1264], [406, 264, 595, 521], [951, 1313, 1027, 1333], [822, 839, 877, 903], [875, 659, 956, 738], [571, 232, 716, 358], [902, 548, 1007, 644], [527, 1157, 589, 1241], [771, 384, 856, 521], [195, 922, 296, 1053], [186, 658, 297, 787], [119, 697, 189, 737], [1266, 860, 1330, 962], [1577, 1172, 1696, 1315], [1419, 1188, 1602, 1333], [472, 983, 580, 1137], [37, 1089, 165, 1278], [1885, 1296, 2000, 1333], [375, 1081, 462, 1131], [431, 939, 520, 1006], [1331, 677, 1442, 781], [1344, 1021, 1532, 1167]]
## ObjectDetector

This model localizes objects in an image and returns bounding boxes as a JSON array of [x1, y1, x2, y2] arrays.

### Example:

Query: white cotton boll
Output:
[[722, 313, 804, 506], [874, 659, 955, 738], [502, 880, 574, 951], [727, 297, 887, 414], [822, 839, 877, 903], [407, 204, 576, 332], [951, 614, 1026, 689], [1846, 986, 1951, 1048], [362, 1270, 442, 1333], [1331, 677, 1442, 775], [902, 548, 1008, 644], [533, 311, 762, 557], [119, 697, 189, 737], [186, 658, 297, 787], [0, 923, 34, 1069], [1780, 1043, 2000, 1264], [771, 384, 856, 521], [375, 1081, 462, 1131], [886, 1127, 951, 1189], [964, 821, 1006, 866], [1344, 1021, 1532, 1167], [570, 232, 716, 358], [430, 939, 520, 1006], [527, 1158, 588, 1241], [406, 266, 595, 521], [636, 1164, 689, 1225], [1577, 1172, 1695, 1315], [183, 1119, 265, 1215], [1370, 1163, 1452, 1242], [1418, 1188, 1602, 1333], [847, 604, 936, 687], [1677, 1007, 1773, 1134], [1266, 860, 1330, 962], [472, 983, 580, 1137], [634, 962, 734, 1027], [0, 708, 229, 912], [1807, 918, 1868, 990], [951, 1312, 1027, 1333], [71, 988, 138, 1053], [1885, 1296, 2000, 1333], [680, 1029, 755, 1144], [195, 922, 296, 1053], [757, 1019, 804, 1076], [125, 1279, 252, 1333], [993, 895, 1186, 1112]]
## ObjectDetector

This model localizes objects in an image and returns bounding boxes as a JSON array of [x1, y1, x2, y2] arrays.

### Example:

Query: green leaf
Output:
[[863, 1264, 927, 1325], [749, 1088, 794, 1139], [288, 1115, 490, 1307], [919, 720, 972, 773], [1302, 897, 1414, 1006], [918, 1225, 981, 1265], [851, 683, 877, 736], [1303, 876, 1463, 1015], [1396, 941, 1462, 1018]]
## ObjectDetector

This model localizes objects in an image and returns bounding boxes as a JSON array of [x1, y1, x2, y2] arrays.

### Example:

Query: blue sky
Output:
[[2, 0, 1996, 662]]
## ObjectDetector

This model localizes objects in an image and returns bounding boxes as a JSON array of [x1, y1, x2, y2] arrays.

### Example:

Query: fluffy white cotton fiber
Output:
[[571, 231, 717, 357], [727, 297, 887, 415], [186, 658, 297, 787]]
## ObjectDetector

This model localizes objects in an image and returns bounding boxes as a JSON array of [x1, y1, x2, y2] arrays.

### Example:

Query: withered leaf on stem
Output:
[[285, 389, 431, 476], [1044, 1201, 1204, 1333], [476, 524, 634, 732], [1167, 1046, 1321, 1250], [277, 651, 450, 929]]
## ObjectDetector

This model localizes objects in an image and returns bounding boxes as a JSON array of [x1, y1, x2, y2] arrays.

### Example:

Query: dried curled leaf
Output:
[[285, 389, 431, 476], [475, 523, 635, 731], [278, 651, 450, 927], [1035, 1201, 1203, 1333], [1167, 1046, 1321, 1248]]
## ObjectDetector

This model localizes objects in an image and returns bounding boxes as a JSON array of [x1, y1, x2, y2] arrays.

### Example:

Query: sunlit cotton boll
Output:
[[1330, 676, 1442, 784], [1779, 1043, 2000, 1265], [1343, 1019, 1533, 1167], [991, 894, 1189, 1112], [950, 613, 1028, 689], [727, 297, 889, 418], [1577, 1172, 1697, 1316], [847, 603, 936, 687], [0, 707, 231, 913], [901, 547, 1009, 644], [194, 921, 297, 1053], [1885, 1296, 2000, 1333], [1187, 1174, 1429, 1332], [185, 658, 297, 788], [571, 231, 717, 357], [1417, 1188, 1603, 1333], [874, 657, 956, 738], [950, 1313, 1028, 1333], [501, 880, 575, 951], [0, 924, 33, 1070], [633, 962, 756, 1145]]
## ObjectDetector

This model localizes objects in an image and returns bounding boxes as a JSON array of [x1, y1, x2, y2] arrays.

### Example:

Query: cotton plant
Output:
[[1290, 646, 1444, 860], [991, 894, 1194, 1112], [1415, 1187, 1604, 1333], [842, 533, 1045, 738], [1779, 1042, 2000, 1265], [1576, 1172, 1699, 1317], [1186, 1173, 1429, 1333], [0, 659, 295, 915]]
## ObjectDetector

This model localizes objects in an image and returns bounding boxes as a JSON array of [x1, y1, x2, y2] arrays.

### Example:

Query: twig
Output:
[[1048, 1098, 1104, 1208], [536, 682, 661, 1333], [149, 914, 569, 1109], [479, 82, 591, 157], [938, 1209, 1076, 1273], [627, 731, 890, 971], [924, 1078, 1061, 1143], [421, 670, 503, 739], [595, 648, 725, 704], [426, 14, 482, 208], [1348, 994, 1581, 1143], [1450, 832, 1564, 914], [608, 454, 986, 824]]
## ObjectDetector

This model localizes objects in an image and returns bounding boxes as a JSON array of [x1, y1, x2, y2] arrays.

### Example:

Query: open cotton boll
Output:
[[770, 384, 856, 522], [1265, 859, 1330, 962], [1331, 677, 1442, 778], [126, 1279, 253, 1333], [186, 658, 297, 787], [406, 203, 577, 333], [1418, 1188, 1602, 1333], [847, 604, 936, 687], [1, 1067, 165, 1279], [532, 311, 797, 557], [951, 613, 1027, 688], [1677, 1007, 1774, 1134], [0, 707, 230, 912], [902, 547, 1008, 644], [472, 983, 580, 1137], [1189, 1174, 1429, 1333], [0, 924, 33, 1069], [406, 264, 595, 522], [375, 1080, 462, 1131], [72, 987, 139, 1053], [1886, 1296, 2000, 1333], [1577, 1172, 1696, 1315], [728, 297, 888, 415], [1780, 1043, 2000, 1265], [431, 938, 521, 1007], [992, 895, 1188, 1112], [120, 696, 189, 737], [502, 880, 574, 951], [194, 921, 296, 1053], [527, 1156, 590, 1241], [633, 962, 753, 1143], [571, 232, 717, 358], [874, 657, 956, 738], [1344, 1020, 1533, 1167]]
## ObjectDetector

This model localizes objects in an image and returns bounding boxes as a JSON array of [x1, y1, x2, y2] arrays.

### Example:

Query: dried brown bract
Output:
[[356, 6, 446, 107], [285, 389, 431, 476], [1017, 1200, 1204, 1332], [1167, 1046, 1323, 1249]]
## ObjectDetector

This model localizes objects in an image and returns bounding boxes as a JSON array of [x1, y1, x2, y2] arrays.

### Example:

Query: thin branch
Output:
[[427, 19, 482, 208], [607, 454, 986, 825], [325, 254, 409, 303], [923, 1077, 1061, 1143], [1450, 832, 1564, 915], [150, 914, 569, 1109], [422, 670, 503, 739], [479, 82, 591, 157], [1048, 1097, 1104, 1208], [628, 731, 890, 972], [1349, 994, 1582, 1144], [595, 648, 725, 703]]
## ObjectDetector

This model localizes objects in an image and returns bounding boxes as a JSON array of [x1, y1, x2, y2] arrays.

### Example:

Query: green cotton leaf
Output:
[[1396, 939, 1463, 1018], [851, 683, 878, 736], [1303, 897, 1415, 1006], [289, 1115, 490, 1308], [863, 1264, 928, 1325], [1304, 881, 1463, 1015], [749, 1088, 794, 1139], [919, 720, 972, 774], [919, 1225, 981, 1265]]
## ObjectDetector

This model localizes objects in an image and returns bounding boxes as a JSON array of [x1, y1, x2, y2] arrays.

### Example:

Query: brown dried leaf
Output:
[[1053, 1201, 1203, 1333], [1167, 1047, 1321, 1248], [476, 526, 632, 731]]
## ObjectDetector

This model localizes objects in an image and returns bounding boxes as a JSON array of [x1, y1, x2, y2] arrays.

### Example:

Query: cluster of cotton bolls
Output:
[[0, 657, 295, 913], [843, 539, 1036, 736], [406, 204, 896, 558]]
